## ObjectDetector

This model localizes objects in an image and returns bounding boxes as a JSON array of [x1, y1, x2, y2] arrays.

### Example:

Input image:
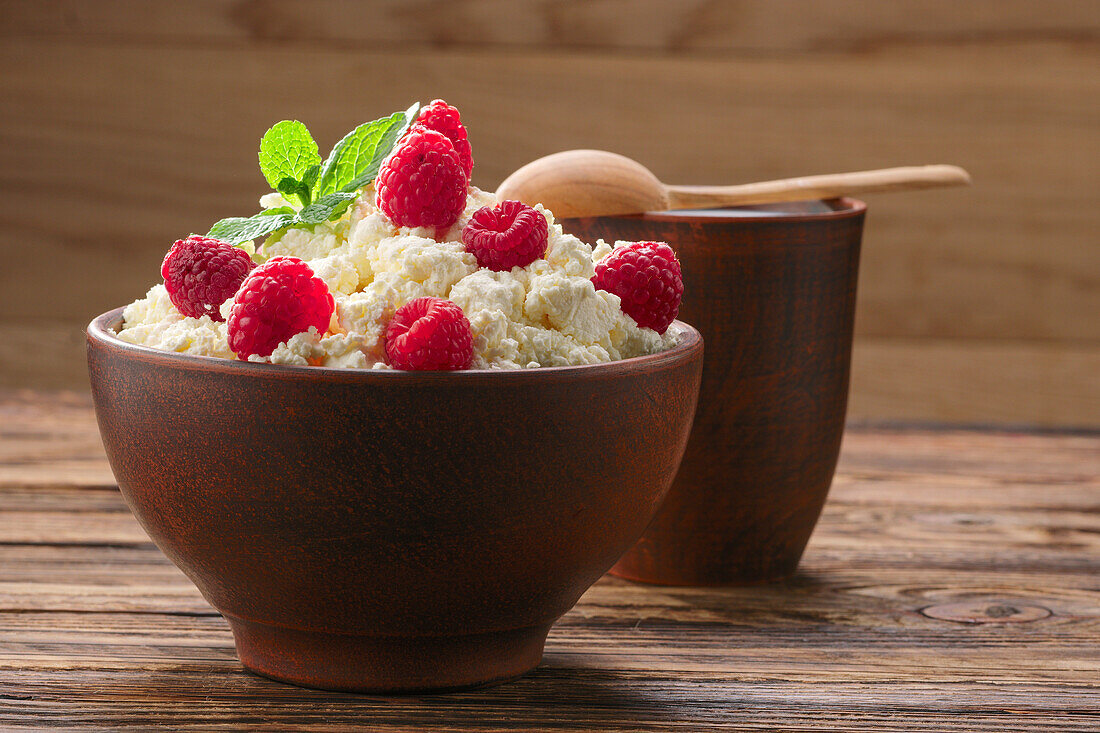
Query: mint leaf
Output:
[[208, 209, 297, 245], [258, 121, 321, 191], [256, 206, 297, 217], [274, 163, 321, 207], [301, 164, 320, 192], [276, 176, 311, 207], [317, 102, 419, 196], [297, 192, 357, 224]]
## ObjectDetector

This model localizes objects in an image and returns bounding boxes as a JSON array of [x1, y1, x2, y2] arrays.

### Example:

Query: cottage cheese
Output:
[[117, 187, 679, 369], [116, 284, 234, 360]]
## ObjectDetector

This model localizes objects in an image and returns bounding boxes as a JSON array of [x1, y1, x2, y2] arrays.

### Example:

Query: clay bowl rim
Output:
[[88, 308, 703, 383], [597, 196, 867, 225]]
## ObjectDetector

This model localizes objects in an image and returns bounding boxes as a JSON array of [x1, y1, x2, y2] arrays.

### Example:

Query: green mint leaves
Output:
[[206, 193, 358, 246], [207, 207, 299, 246], [258, 121, 321, 205], [209, 103, 420, 247], [298, 192, 359, 224]]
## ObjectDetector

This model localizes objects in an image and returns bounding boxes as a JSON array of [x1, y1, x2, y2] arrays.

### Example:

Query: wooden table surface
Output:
[[2, 391, 1097, 731]]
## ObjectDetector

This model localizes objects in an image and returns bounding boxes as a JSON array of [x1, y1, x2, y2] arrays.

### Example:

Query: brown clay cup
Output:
[[86, 310, 701, 693], [564, 199, 865, 585]]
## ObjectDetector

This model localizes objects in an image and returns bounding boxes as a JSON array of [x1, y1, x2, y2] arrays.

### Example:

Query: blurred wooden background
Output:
[[2, 0, 1097, 425]]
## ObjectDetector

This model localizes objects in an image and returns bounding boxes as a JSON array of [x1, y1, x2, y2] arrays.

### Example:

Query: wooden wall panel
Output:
[[0, 2, 1097, 425], [850, 340, 1100, 427], [4, 0, 1098, 53]]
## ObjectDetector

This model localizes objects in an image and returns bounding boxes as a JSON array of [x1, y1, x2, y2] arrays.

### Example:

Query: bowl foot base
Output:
[[226, 615, 551, 693]]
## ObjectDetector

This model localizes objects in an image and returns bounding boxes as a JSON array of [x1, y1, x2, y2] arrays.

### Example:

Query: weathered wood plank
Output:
[[1, 394, 1098, 728], [850, 340, 1100, 427], [4, 0, 1098, 53], [0, 391, 112, 486], [837, 426, 1100, 480], [0, 323, 89, 391], [2, 615, 1099, 681], [0, 668, 1095, 732]]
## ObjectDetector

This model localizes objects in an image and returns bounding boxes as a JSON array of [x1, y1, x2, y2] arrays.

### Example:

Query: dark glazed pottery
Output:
[[86, 311, 702, 693], [564, 199, 865, 585]]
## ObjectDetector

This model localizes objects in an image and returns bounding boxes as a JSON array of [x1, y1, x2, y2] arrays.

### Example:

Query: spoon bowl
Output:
[[497, 149, 970, 217], [498, 150, 669, 217]]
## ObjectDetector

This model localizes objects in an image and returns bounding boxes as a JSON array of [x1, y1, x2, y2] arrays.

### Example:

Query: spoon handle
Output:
[[665, 165, 971, 209]]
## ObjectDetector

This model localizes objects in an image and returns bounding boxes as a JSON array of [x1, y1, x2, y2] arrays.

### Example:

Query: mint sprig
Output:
[[209, 104, 420, 248]]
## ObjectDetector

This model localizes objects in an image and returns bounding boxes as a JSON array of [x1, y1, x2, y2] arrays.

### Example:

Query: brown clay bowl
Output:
[[564, 199, 865, 586], [86, 308, 702, 693]]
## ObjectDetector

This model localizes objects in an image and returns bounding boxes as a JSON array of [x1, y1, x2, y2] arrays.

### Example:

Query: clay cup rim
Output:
[[587, 197, 867, 225]]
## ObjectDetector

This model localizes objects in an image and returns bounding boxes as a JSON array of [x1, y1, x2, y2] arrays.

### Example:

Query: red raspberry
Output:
[[415, 99, 473, 178], [376, 127, 469, 230], [227, 256, 335, 360], [385, 297, 473, 371], [161, 235, 255, 321], [461, 200, 548, 271], [592, 241, 683, 335]]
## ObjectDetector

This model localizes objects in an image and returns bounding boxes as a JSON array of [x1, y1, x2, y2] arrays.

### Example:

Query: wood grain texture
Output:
[[4, 0, 1098, 52], [1, 2, 1098, 426], [0, 391, 1097, 729], [849, 339, 1100, 427]]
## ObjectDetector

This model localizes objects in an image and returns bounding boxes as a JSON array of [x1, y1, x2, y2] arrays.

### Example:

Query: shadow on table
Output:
[[93, 571, 845, 727]]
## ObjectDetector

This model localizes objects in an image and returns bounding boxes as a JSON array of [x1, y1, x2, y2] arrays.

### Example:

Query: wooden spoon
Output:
[[496, 149, 971, 218]]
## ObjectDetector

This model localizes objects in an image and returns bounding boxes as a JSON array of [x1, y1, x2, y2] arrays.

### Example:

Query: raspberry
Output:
[[376, 127, 469, 230], [385, 297, 473, 371], [415, 99, 473, 178], [592, 241, 683, 335], [461, 200, 548, 271], [227, 256, 335, 359], [161, 235, 255, 321]]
